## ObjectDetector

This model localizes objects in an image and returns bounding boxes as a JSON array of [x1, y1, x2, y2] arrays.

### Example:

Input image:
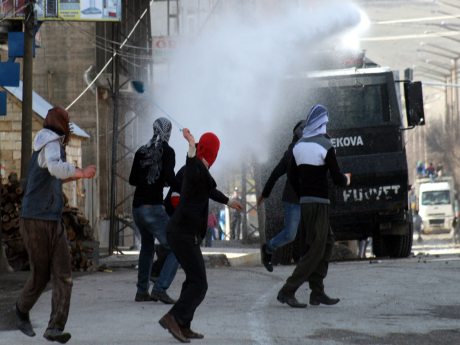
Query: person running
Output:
[[258, 120, 306, 272], [16, 107, 96, 343], [277, 104, 350, 308], [129, 117, 180, 304], [159, 129, 242, 343]]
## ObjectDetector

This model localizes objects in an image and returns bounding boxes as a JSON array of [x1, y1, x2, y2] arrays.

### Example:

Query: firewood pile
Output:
[[0, 172, 98, 272]]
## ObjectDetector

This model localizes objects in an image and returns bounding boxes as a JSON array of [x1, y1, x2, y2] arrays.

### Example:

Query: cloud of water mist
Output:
[[152, 0, 366, 174]]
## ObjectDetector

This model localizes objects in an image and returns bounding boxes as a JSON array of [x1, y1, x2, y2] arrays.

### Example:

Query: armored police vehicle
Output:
[[259, 60, 425, 260]]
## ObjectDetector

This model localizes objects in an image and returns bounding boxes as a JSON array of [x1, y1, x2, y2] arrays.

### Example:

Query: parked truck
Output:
[[258, 56, 425, 260], [416, 176, 457, 233]]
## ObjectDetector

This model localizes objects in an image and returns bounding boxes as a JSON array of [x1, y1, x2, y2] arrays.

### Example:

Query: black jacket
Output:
[[167, 155, 224, 239], [164, 164, 229, 216], [129, 142, 179, 207], [261, 142, 298, 204]]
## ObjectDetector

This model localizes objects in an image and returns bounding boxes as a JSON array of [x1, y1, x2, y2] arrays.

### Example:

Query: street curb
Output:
[[98, 252, 261, 269], [226, 252, 261, 267]]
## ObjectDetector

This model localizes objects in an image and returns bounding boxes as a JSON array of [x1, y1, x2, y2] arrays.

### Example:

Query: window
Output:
[[421, 190, 450, 206], [305, 84, 390, 130]]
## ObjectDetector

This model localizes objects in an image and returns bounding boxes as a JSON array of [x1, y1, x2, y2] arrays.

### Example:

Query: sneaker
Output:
[[43, 328, 71, 344], [15, 303, 35, 337], [261, 244, 273, 272], [135, 291, 153, 302], [151, 290, 176, 304]]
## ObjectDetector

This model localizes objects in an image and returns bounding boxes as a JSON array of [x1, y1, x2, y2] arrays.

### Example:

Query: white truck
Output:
[[416, 176, 456, 233]]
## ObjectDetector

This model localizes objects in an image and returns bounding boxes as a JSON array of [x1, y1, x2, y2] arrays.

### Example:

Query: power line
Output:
[[66, 1, 153, 111]]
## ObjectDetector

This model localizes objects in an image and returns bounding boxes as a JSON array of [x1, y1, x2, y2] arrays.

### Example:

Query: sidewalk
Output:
[[99, 246, 261, 269]]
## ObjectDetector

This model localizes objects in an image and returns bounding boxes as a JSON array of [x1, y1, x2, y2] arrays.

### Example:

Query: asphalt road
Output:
[[1, 234, 460, 345]]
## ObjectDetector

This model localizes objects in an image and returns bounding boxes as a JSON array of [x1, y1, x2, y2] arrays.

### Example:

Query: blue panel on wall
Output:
[[0, 62, 20, 87], [0, 92, 7, 116], [8, 32, 36, 58]]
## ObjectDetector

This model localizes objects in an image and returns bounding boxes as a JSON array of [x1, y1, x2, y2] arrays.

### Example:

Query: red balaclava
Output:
[[196, 132, 220, 168]]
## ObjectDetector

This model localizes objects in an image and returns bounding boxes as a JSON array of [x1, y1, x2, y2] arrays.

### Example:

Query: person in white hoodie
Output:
[[277, 104, 350, 308], [15, 107, 96, 344]]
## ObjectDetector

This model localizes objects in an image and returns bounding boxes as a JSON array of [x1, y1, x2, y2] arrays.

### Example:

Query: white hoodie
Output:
[[33, 128, 76, 180]]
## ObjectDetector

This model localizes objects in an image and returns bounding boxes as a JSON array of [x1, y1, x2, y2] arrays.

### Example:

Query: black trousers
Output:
[[280, 203, 334, 295], [167, 233, 208, 328]]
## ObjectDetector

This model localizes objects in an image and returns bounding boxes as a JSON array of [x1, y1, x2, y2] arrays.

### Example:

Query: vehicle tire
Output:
[[398, 222, 413, 257], [373, 223, 413, 258]]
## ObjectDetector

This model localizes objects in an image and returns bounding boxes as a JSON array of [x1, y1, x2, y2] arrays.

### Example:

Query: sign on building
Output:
[[0, 0, 122, 22]]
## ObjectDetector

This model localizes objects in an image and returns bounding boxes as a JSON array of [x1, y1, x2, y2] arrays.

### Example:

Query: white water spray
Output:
[[151, 0, 367, 173]]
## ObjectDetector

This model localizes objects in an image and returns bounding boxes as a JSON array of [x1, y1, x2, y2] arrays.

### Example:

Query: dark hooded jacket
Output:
[[166, 155, 225, 239]]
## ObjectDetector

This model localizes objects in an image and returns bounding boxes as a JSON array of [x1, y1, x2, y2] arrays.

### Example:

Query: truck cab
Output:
[[417, 177, 456, 233]]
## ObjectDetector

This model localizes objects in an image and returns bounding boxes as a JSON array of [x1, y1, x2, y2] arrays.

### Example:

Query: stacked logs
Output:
[[0, 173, 27, 271], [62, 197, 99, 272], [0, 172, 98, 272]]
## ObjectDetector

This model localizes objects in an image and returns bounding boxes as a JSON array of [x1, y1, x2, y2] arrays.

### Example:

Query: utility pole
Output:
[[108, 23, 120, 255], [20, 0, 35, 179]]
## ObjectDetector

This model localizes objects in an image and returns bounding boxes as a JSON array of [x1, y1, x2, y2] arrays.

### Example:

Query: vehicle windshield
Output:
[[421, 190, 450, 206], [305, 84, 391, 130]]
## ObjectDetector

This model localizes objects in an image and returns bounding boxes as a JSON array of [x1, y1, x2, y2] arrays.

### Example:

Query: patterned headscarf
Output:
[[139, 117, 172, 184], [302, 104, 329, 138]]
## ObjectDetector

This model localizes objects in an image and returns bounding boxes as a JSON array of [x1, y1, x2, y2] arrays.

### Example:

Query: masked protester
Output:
[[16, 107, 96, 343], [258, 119, 306, 272], [129, 117, 180, 304], [159, 129, 242, 343], [277, 104, 350, 308]]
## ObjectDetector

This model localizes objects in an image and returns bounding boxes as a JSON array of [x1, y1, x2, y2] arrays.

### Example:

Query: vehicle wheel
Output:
[[398, 222, 413, 257], [373, 223, 413, 258]]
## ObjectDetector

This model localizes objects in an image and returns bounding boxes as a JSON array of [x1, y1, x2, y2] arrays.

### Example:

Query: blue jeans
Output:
[[267, 202, 301, 253], [133, 205, 179, 294]]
